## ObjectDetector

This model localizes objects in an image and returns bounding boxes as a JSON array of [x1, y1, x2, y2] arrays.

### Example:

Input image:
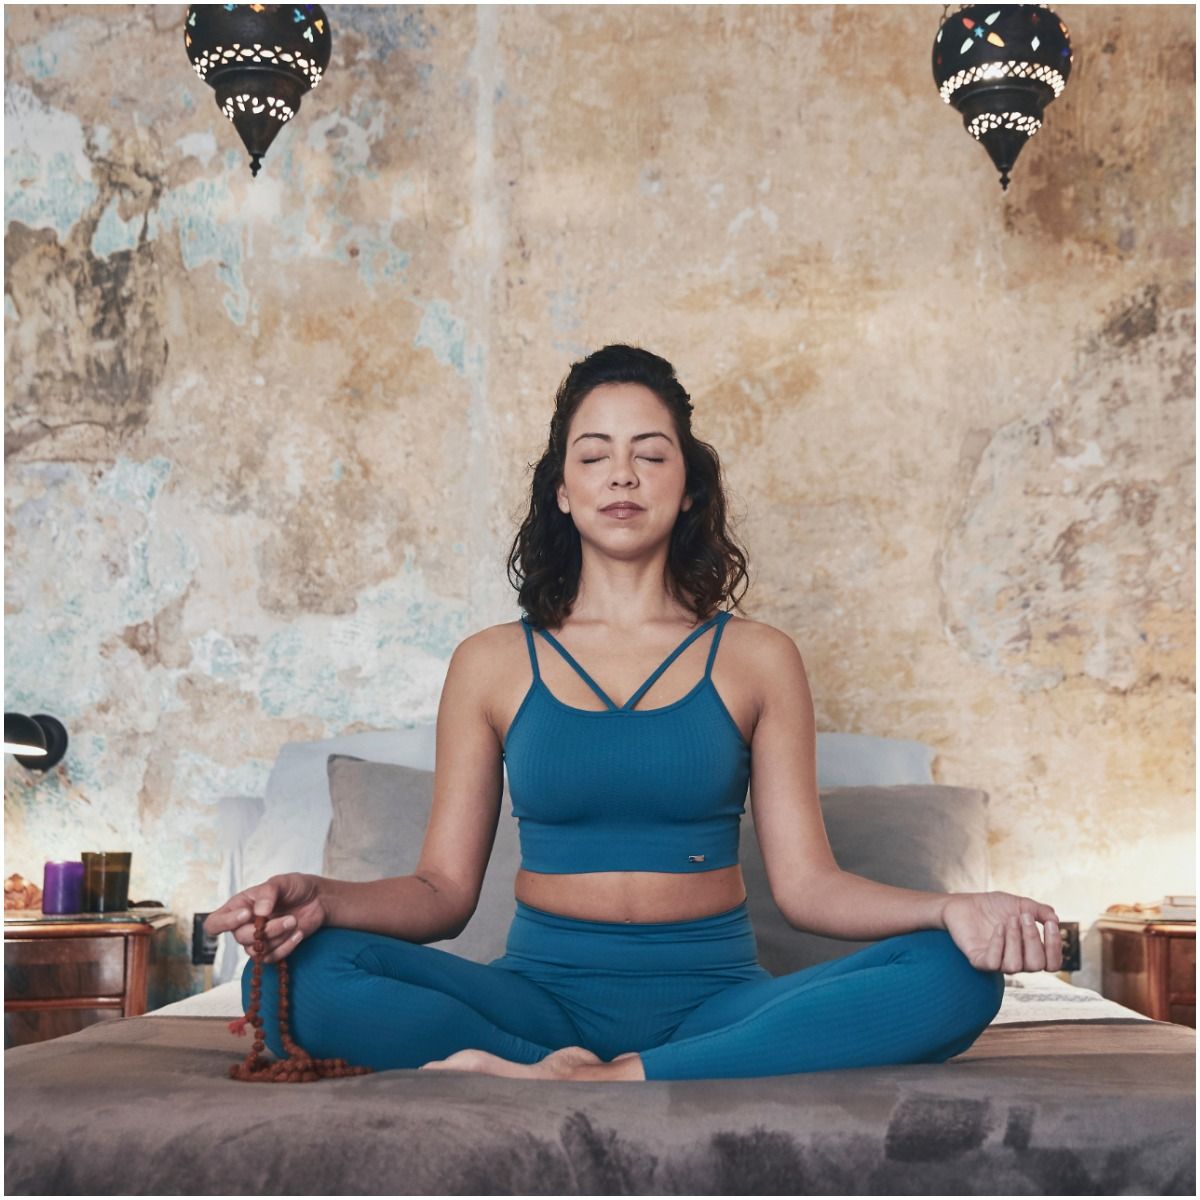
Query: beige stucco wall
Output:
[[4, 5, 1194, 1003]]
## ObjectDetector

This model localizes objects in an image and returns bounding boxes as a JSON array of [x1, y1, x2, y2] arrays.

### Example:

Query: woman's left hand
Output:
[[940, 891, 1062, 974]]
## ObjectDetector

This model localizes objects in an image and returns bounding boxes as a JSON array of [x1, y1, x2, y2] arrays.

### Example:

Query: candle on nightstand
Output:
[[42, 860, 84, 914]]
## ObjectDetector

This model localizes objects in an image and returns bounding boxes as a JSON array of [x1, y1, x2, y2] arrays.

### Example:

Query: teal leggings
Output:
[[240, 899, 1003, 1081]]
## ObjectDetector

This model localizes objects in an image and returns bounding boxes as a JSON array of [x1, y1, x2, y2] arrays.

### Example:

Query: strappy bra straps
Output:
[[519, 611, 732, 712], [520, 617, 542, 683], [530, 622, 614, 710], [704, 609, 732, 678], [625, 612, 727, 710]]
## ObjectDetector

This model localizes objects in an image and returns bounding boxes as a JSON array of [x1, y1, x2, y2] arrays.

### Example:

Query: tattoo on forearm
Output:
[[415, 874, 440, 895]]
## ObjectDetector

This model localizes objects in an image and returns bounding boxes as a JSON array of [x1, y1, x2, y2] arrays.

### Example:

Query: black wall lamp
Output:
[[4, 713, 69, 771], [933, 3, 1074, 190]]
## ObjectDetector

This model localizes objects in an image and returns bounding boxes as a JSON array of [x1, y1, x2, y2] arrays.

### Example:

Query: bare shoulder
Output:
[[450, 621, 525, 675], [473, 618, 527, 652], [448, 621, 528, 727], [722, 615, 809, 717], [723, 614, 804, 664]]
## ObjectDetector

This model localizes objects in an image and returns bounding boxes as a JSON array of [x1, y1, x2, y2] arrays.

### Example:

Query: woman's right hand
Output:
[[203, 872, 329, 965]]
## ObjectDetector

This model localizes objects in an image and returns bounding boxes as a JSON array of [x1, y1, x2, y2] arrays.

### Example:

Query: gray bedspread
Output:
[[5, 1015, 1195, 1195]]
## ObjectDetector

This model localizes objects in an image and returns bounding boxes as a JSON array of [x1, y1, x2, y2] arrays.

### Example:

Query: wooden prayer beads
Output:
[[226, 912, 373, 1082]]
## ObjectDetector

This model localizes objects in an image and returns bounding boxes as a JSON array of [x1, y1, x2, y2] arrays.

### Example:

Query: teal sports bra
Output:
[[502, 611, 751, 874]]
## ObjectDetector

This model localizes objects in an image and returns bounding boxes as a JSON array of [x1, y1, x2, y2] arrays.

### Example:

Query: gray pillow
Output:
[[740, 785, 991, 976], [322, 754, 519, 965]]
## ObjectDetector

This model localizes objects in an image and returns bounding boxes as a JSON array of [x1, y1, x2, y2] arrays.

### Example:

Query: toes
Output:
[[420, 1049, 478, 1071], [421, 1047, 604, 1080], [553, 1045, 602, 1065], [539, 1045, 603, 1077]]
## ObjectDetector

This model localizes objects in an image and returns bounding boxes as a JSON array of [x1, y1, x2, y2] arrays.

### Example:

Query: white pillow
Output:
[[215, 726, 438, 985], [815, 732, 935, 787]]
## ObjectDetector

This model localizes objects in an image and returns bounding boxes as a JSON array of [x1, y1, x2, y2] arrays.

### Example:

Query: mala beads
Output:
[[226, 912, 373, 1083]]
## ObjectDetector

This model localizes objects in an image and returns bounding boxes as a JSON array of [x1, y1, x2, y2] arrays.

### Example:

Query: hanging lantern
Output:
[[932, 4, 1073, 191], [184, 3, 332, 178]]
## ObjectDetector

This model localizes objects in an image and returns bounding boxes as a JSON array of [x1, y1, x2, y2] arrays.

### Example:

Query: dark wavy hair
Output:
[[506, 344, 750, 630]]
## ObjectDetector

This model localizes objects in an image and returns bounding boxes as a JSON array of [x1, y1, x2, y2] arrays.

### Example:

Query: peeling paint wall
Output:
[[4, 5, 1194, 1002]]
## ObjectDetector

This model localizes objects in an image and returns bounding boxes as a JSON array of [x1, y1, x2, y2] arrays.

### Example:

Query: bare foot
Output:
[[418, 1044, 604, 1080]]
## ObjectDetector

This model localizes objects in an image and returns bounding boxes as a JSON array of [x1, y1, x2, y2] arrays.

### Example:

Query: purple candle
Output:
[[42, 860, 84, 915]]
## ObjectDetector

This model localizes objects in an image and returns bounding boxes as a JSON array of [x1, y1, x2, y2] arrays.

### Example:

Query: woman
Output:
[[205, 344, 1062, 1082]]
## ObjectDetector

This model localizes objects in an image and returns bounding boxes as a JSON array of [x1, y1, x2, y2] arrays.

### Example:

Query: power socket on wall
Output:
[[192, 913, 218, 965], [1058, 921, 1080, 972]]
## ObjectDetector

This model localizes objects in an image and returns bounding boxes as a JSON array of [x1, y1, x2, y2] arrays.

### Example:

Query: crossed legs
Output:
[[241, 927, 580, 1072], [637, 928, 1004, 1080], [241, 926, 1003, 1081]]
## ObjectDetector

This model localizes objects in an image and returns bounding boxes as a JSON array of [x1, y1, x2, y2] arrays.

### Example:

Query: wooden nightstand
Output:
[[4, 910, 174, 1049], [1095, 916, 1196, 1027]]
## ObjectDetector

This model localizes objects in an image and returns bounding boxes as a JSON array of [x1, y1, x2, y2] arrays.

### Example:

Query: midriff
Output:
[[514, 865, 748, 924]]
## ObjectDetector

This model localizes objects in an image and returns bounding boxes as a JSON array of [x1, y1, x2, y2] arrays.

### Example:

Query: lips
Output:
[[601, 504, 644, 513]]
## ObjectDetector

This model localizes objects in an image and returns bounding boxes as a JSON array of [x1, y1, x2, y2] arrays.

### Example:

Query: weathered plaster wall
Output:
[[4, 5, 1194, 1002]]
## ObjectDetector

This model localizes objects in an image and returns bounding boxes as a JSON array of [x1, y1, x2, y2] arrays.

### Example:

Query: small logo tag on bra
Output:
[[688, 854, 705, 862]]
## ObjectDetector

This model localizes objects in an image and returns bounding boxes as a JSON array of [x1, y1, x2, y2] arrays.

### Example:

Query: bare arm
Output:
[[203, 869, 468, 962], [314, 629, 505, 944], [318, 869, 469, 944], [786, 870, 950, 940], [748, 625, 951, 940]]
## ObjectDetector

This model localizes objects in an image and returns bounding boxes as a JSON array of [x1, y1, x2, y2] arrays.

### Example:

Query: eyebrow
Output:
[[571, 431, 675, 447]]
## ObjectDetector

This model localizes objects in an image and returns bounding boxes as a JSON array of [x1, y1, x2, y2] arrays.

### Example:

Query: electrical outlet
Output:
[[192, 913, 219, 965], [1058, 921, 1080, 972]]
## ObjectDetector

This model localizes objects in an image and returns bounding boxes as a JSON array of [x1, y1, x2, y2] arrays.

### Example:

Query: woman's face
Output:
[[556, 382, 692, 548]]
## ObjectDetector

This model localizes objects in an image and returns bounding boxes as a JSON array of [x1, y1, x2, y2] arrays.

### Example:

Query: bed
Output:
[[5, 728, 1195, 1195]]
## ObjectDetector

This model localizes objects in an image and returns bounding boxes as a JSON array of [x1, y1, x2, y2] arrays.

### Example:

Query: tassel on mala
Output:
[[227, 912, 373, 1082]]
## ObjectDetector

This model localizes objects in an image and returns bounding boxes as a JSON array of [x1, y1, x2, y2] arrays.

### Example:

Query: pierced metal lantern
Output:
[[933, 4, 1073, 191], [184, 3, 332, 177]]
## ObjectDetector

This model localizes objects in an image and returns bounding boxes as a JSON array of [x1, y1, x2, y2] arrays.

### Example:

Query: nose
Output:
[[608, 450, 644, 481]]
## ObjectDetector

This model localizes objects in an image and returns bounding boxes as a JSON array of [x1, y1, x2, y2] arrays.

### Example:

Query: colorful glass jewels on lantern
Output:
[[932, 4, 1073, 191], [184, 3, 332, 178]]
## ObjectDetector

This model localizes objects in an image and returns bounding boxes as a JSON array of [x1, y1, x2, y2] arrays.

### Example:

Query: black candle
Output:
[[81, 852, 132, 913]]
